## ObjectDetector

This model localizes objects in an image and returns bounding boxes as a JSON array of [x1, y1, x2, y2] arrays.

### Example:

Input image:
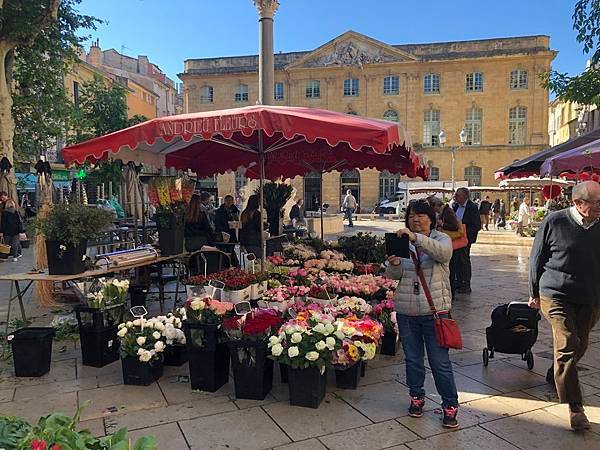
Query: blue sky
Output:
[[78, 0, 588, 82]]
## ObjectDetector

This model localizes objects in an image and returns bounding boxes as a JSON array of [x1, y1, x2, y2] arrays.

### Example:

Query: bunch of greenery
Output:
[[31, 203, 113, 245], [256, 182, 293, 234], [0, 408, 156, 450], [337, 232, 386, 263]]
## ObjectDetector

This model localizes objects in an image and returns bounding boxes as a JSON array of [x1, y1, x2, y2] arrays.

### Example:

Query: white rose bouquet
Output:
[[117, 317, 167, 363]]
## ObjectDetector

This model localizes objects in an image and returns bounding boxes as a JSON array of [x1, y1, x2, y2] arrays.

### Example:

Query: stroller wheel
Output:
[[483, 348, 489, 367], [525, 350, 534, 370]]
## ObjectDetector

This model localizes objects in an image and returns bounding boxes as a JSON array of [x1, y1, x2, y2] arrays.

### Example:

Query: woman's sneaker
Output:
[[442, 406, 459, 428], [408, 397, 425, 417]]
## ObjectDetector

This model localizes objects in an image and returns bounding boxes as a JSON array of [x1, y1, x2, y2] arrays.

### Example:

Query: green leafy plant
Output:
[[31, 203, 113, 245], [256, 182, 293, 235], [337, 232, 386, 263]]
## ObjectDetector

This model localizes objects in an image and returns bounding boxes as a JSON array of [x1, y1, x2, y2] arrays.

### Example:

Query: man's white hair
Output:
[[572, 181, 600, 201]]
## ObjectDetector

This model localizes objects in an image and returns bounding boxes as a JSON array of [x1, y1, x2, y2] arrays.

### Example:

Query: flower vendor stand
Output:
[[9, 327, 55, 377], [184, 322, 230, 392], [287, 366, 327, 409]]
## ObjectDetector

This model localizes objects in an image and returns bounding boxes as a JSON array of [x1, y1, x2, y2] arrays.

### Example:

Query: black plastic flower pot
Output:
[[229, 340, 273, 400], [335, 362, 361, 389], [10, 327, 54, 377], [361, 360, 367, 377], [157, 212, 184, 256], [279, 362, 289, 383], [287, 366, 327, 409], [74, 303, 125, 332], [121, 356, 163, 386], [129, 284, 148, 308], [45, 240, 87, 275], [380, 330, 400, 356], [184, 322, 230, 392], [163, 344, 188, 366], [79, 325, 120, 368]]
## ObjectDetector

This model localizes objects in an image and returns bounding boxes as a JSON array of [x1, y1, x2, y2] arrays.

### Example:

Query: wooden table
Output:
[[0, 251, 198, 330]]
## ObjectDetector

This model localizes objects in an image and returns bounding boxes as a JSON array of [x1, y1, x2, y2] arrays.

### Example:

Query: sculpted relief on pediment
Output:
[[302, 41, 405, 68]]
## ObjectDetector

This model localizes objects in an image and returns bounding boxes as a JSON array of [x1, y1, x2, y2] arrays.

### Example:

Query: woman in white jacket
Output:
[[386, 199, 459, 428]]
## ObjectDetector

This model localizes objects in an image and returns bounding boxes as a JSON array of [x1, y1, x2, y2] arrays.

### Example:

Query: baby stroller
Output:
[[483, 302, 540, 370]]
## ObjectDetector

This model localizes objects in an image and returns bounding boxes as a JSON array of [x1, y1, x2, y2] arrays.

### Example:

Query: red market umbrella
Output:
[[63, 105, 423, 258], [539, 138, 600, 177]]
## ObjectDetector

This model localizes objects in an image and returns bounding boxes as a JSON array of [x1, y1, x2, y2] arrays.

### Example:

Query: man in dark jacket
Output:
[[452, 187, 481, 294], [214, 195, 239, 242], [479, 196, 492, 231], [289, 199, 307, 228], [528, 181, 600, 431]]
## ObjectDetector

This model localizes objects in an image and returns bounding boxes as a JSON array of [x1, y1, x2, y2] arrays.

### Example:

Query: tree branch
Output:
[[8, 0, 61, 49]]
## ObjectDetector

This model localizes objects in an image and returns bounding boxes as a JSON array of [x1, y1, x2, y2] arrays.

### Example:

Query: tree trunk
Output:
[[0, 43, 17, 200]]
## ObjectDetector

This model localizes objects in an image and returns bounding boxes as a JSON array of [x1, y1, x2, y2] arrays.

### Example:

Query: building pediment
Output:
[[286, 31, 418, 69]]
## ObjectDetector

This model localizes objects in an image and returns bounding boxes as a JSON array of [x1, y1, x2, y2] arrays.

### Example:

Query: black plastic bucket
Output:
[[10, 327, 54, 377]]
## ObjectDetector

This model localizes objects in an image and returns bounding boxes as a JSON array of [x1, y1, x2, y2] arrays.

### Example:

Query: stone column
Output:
[[253, 0, 279, 105]]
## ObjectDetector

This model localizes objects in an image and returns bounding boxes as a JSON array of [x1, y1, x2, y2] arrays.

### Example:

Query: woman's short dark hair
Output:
[[405, 199, 436, 231]]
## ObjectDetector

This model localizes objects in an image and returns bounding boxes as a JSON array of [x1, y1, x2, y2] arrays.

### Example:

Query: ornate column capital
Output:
[[253, 0, 280, 18]]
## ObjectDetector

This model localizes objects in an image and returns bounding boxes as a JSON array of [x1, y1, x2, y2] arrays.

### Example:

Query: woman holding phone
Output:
[[385, 199, 459, 428]]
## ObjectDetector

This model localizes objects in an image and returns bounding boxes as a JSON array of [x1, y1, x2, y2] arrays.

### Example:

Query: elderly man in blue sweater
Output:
[[528, 180, 600, 431]]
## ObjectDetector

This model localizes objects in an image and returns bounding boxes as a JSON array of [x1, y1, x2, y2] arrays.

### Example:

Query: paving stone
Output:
[[454, 360, 547, 393], [130, 423, 189, 450], [0, 358, 77, 389], [481, 408, 600, 449], [78, 418, 105, 437], [405, 425, 520, 450], [0, 388, 14, 402], [523, 380, 600, 403], [14, 376, 98, 401], [358, 363, 404, 387], [368, 352, 406, 369], [78, 383, 167, 421], [419, 371, 501, 405], [319, 420, 418, 450], [464, 390, 549, 418], [263, 393, 371, 441], [104, 395, 236, 432], [230, 393, 278, 409], [157, 372, 234, 404], [335, 380, 414, 422], [180, 407, 290, 449], [0, 391, 78, 423], [542, 394, 600, 435], [273, 439, 328, 450]]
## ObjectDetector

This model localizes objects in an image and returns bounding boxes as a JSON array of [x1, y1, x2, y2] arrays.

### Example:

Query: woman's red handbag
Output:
[[451, 224, 469, 251], [410, 251, 463, 349]]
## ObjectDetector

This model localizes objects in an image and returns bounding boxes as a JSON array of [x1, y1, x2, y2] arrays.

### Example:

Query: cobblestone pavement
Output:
[[1, 222, 599, 449]]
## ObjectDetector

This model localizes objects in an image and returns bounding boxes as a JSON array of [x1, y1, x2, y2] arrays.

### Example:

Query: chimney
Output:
[[138, 55, 149, 75], [87, 39, 102, 67]]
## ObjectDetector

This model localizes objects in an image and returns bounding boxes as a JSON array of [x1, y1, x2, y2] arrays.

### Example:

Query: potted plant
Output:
[[181, 295, 234, 392], [371, 299, 400, 356], [268, 311, 339, 408], [31, 203, 113, 275], [156, 313, 187, 366], [7, 327, 55, 377], [148, 176, 195, 255], [257, 181, 293, 236], [223, 308, 282, 400], [117, 317, 167, 385], [74, 278, 128, 367]]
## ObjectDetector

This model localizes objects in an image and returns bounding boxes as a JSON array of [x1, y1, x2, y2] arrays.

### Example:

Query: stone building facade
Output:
[[180, 31, 556, 211]]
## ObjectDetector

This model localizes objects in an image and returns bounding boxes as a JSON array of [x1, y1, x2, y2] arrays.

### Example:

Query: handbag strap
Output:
[[410, 249, 439, 318]]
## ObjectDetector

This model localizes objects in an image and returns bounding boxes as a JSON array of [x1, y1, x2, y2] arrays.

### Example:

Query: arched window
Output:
[[509, 106, 527, 145], [303, 172, 320, 212], [341, 169, 360, 208], [234, 84, 248, 102], [464, 166, 482, 186], [464, 107, 483, 145], [383, 109, 399, 122], [200, 85, 213, 104], [379, 170, 400, 200]]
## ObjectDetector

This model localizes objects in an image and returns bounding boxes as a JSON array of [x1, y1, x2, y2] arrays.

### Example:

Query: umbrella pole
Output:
[[320, 169, 324, 240], [141, 177, 147, 246], [133, 173, 139, 246], [258, 132, 266, 271]]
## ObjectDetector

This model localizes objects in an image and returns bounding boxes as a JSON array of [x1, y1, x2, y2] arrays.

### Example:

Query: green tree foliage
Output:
[[8, 0, 99, 161], [541, 0, 600, 106]]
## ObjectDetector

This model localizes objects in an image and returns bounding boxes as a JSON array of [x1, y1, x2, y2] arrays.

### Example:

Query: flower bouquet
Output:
[[117, 317, 167, 385], [73, 277, 128, 368], [261, 286, 296, 311], [188, 268, 256, 303], [268, 311, 339, 408], [283, 243, 317, 262], [154, 314, 187, 366], [223, 308, 282, 400], [334, 296, 373, 318], [372, 299, 400, 355], [182, 295, 234, 392], [353, 261, 382, 275]]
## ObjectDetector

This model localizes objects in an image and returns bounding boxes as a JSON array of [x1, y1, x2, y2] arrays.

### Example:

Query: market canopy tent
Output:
[[498, 177, 574, 189], [63, 105, 424, 253], [495, 128, 600, 180], [540, 138, 600, 177]]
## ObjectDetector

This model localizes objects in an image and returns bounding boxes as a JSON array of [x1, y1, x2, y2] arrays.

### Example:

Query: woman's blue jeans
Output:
[[397, 313, 459, 408]]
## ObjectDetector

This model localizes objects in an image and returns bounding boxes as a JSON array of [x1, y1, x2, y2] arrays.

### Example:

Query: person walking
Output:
[[451, 187, 481, 294], [0, 199, 24, 262], [497, 199, 507, 228], [342, 189, 357, 227], [517, 197, 530, 236], [184, 194, 216, 251], [215, 195, 240, 242], [491, 198, 500, 229], [528, 181, 600, 431], [386, 199, 459, 428], [479, 196, 492, 231], [512, 196, 520, 214], [439, 205, 467, 299]]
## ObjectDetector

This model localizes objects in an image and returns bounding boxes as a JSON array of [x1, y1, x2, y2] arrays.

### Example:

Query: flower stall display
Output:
[[117, 318, 167, 385], [73, 277, 128, 368], [187, 268, 257, 303], [333, 296, 373, 318], [148, 176, 195, 255], [262, 285, 310, 311], [182, 295, 234, 392], [303, 250, 355, 273], [326, 274, 395, 302], [268, 311, 339, 408], [353, 261, 382, 275], [283, 243, 317, 262], [371, 299, 400, 355], [337, 232, 386, 264], [155, 313, 187, 366], [223, 308, 282, 400]]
